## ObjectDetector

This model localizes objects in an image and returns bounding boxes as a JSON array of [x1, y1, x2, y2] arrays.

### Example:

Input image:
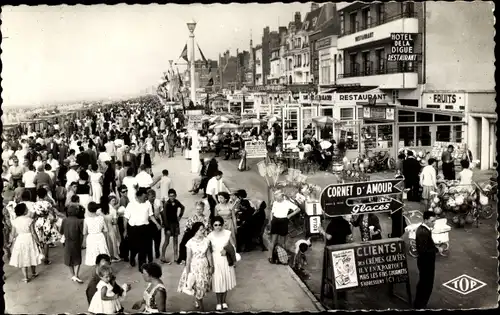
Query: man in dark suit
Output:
[[414, 211, 438, 309], [47, 137, 60, 160], [58, 138, 69, 165], [85, 143, 98, 167], [122, 146, 137, 175], [402, 151, 421, 202]]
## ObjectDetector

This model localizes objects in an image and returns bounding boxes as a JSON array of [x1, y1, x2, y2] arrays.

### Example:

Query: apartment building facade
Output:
[[255, 45, 264, 86], [423, 1, 495, 170], [334, 1, 495, 169]]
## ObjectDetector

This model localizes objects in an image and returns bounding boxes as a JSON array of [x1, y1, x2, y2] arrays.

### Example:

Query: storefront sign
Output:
[[313, 93, 334, 105], [423, 93, 465, 111], [244, 140, 267, 159], [317, 36, 333, 50], [335, 92, 388, 105], [187, 115, 203, 130], [387, 33, 417, 62], [363, 107, 395, 121], [329, 239, 409, 290], [355, 32, 374, 42], [320, 179, 404, 216], [308, 216, 321, 234]]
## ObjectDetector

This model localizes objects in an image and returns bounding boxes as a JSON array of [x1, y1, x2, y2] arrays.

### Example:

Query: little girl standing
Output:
[[88, 265, 122, 314]]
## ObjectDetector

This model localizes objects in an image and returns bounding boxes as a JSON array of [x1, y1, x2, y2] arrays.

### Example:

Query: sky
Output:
[[1, 3, 312, 108]]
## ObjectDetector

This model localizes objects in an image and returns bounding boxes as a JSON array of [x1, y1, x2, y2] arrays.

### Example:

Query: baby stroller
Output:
[[405, 217, 451, 257]]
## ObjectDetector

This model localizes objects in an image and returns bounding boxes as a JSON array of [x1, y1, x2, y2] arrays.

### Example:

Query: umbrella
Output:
[[264, 114, 282, 126], [209, 114, 238, 124], [212, 123, 241, 133], [240, 118, 263, 128], [312, 116, 339, 128]]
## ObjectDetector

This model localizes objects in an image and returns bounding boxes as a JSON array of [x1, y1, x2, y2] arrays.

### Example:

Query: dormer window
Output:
[[304, 21, 310, 30], [312, 17, 318, 27]]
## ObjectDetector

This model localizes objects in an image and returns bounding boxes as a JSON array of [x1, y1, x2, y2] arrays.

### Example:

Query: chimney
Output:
[[325, 3, 334, 21], [294, 12, 301, 25], [311, 3, 319, 12]]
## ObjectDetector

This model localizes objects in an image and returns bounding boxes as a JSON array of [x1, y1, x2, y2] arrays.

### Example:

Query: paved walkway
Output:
[[3, 154, 319, 313], [217, 158, 498, 310]]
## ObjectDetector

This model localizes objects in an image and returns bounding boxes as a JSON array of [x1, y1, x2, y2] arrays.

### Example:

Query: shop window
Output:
[[436, 125, 452, 142], [283, 109, 299, 140], [452, 116, 463, 122], [362, 126, 377, 149], [399, 126, 415, 146], [398, 110, 415, 122], [416, 112, 433, 122], [340, 108, 354, 121], [340, 127, 359, 150], [435, 114, 451, 122], [453, 125, 463, 143], [357, 107, 364, 120], [377, 124, 393, 149], [416, 126, 431, 146], [322, 108, 333, 117]]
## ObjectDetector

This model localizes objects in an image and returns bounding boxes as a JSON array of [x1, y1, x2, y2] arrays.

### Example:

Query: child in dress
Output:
[[88, 264, 122, 314]]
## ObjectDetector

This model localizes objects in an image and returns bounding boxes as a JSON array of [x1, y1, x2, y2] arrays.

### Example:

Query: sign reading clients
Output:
[[387, 33, 417, 62], [329, 239, 410, 290]]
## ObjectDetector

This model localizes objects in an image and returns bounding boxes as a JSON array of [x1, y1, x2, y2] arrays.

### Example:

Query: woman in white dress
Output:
[[207, 216, 237, 311], [84, 202, 109, 266], [9, 203, 42, 282], [89, 164, 103, 203]]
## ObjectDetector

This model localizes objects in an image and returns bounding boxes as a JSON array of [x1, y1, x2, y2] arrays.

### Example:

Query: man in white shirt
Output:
[[420, 158, 437, 210], [22, 165, 37, 201], [65, 162, 80, 190], [47, 152, 60, 172], [205, 171, 229, 219], [123, 188, 161, 271], [135, 165, 153, 189]]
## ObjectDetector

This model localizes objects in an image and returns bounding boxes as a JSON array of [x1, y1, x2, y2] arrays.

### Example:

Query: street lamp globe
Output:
[[187, 20, 197, 34]]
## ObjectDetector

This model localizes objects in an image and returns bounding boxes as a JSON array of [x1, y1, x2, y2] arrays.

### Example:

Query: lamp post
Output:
[[187, 20, 197, 105], [187, 20, 200, 173]]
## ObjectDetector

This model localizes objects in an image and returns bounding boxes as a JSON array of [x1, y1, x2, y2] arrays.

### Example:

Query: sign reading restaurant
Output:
[[337, 93, 388, 102]]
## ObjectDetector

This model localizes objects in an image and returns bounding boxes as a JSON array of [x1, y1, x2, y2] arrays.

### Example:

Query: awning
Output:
[[323, 85, 379, 94], [398, 105, 465, 117]]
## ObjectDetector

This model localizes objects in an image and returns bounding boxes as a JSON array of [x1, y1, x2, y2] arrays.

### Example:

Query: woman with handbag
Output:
[[177, 221, 213, 311], [207, 216, 237, 311]]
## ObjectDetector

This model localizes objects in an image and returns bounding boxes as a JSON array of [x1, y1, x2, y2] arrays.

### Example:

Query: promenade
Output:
[[3, 154, 320, 313], [217, 158, 498, 310]]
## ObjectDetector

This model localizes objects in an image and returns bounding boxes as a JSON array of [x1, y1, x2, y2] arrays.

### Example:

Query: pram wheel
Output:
[[409, 239, 418, 257], [437, 243, 449, 257]]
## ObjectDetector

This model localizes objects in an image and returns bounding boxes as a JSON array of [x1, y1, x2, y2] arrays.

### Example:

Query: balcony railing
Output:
[[338, 63, 416, 79], [340, 11, 416, 37]]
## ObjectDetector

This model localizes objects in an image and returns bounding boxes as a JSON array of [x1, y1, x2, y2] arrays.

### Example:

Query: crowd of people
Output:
[[1, 97, 272, 312]]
